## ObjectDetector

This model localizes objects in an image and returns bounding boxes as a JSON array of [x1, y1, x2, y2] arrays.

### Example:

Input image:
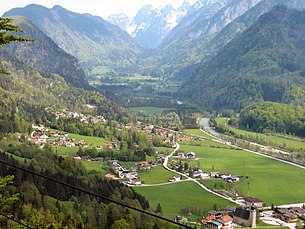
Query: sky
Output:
[[0, 0, 197, 19]]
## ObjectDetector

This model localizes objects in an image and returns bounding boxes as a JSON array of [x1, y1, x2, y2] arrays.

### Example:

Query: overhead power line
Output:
[[0, 159, 194, 229], [0, 212, 32, 229]]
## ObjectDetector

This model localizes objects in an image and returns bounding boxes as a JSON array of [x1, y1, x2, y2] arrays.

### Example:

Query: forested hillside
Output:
[[239, 102, 305, 136], [179, 6, 305, 111], [0, 139, 174, 228], [0, 17, 129, 136], [3, 16, 88, 89]]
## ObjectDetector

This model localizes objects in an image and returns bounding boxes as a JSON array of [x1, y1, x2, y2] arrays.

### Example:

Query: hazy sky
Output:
[[0, 0, 197, 19]]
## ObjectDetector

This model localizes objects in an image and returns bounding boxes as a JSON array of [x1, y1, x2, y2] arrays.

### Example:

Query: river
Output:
[[199, 118, 221, 137]]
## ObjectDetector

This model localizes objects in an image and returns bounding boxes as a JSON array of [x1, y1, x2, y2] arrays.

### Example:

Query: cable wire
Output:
[[0, 159, 194, 229], [0, 212, 32, 229]]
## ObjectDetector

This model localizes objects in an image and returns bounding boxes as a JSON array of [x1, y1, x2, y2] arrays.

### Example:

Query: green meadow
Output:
[[129, 106, 175, 116], [67, 132, 109, 148], [133, 181, 233, 220], [216, 118, 305, 150], [180, 142, 305, 205], [138, 166, 176, 184], [55, 146, 78, 156], [183, 129, 213, 139], [80, 160, 107, 175]]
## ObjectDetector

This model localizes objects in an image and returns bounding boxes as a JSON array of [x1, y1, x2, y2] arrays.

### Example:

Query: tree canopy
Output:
[[0, 17, 33, 74]]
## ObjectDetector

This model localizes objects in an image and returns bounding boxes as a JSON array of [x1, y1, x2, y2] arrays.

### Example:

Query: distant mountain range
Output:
[[108, 1, 194, 48], [3, 4, 145, 76], [179, 6, 305, 111], [4, 1, 305, 112], [136, 0, 264, 78]]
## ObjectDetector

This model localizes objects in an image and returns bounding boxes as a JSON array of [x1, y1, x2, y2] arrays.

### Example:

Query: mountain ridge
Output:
[[108, 1, 193, 48], [3, 4, 145, 77], [179, 6, 305, 111]]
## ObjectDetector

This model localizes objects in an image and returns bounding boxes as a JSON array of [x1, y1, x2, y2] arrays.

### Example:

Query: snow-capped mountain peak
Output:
[[108, 0, 200, 48]]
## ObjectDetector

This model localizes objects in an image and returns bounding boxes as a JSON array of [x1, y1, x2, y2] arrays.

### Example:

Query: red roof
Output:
[[205, 215, 216, 221], [221, 215, 233, 223]]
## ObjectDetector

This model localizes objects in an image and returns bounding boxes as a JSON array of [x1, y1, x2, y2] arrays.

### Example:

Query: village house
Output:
[[105, 174, 117, 180], [223, 175, 240, 183], [169, 175, 181, 182], [130, 178, 142, 185], [178, 152, 185, 159], [120, 171, 138, 180], [138, 161, 151, 170], [210, 172, 221, 178], [105, 141, 118, 149], [273, 207, 305, 223], [125, 123, 133, 130], [179, 137, 193, 142], [186, 151, 196, 160], [245, 197, 264, 209], [143, 125, 154, 134], [199, 214, 233, 229]]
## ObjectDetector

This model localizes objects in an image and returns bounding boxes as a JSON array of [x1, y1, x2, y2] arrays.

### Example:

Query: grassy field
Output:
[[216, 118, 305, 150], [138, 166, 176, 184], [5, 152, 30, 163], [183, 129, 213, 139], [155, 146, 173, 154], [80, 160, 107, 175], [133, 181, 233, 220], [129, 107, 175, 116], [180, 142, 305, 205], [67, 133, 109, 148], [55, 146, 78, 156]]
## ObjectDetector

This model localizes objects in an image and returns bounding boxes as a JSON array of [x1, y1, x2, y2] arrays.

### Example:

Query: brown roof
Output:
[[245, 197, 263, 203], [233, 207, 250, 220]]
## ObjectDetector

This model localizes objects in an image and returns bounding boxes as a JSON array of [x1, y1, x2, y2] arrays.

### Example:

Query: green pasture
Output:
[[129, 107, 175, 116], [183, 129, 213, 139], [66, 132, 109, 148], [80, 160, 107, 175], [180, 143, 305, 205], [55, 146, 78, 156], [216, 118, 305, 150], [138, 166, 176, 184], [155, 146, 173, 154], [133, 181, 233, 220]]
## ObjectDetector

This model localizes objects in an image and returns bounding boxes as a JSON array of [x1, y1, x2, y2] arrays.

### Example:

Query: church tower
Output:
[[249, 204, 257, 228]]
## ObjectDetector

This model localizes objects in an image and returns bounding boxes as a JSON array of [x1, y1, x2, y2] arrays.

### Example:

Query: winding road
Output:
[[162, 143, 239, 204]]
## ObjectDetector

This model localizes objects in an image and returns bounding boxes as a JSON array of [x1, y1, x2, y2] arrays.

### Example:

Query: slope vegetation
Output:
[[180, 6, 305, 111]]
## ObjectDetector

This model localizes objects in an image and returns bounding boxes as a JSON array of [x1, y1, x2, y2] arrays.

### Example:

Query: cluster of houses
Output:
[[198, 199, 262, 228], [30, 124, 89, 148], [49, 108, 106, 124], [177, 133, 203, 142], [122, 122, 177, 148], [177, 151, 196, 160], [273, 206, 305, 223], [105, 160, 155, 185]]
